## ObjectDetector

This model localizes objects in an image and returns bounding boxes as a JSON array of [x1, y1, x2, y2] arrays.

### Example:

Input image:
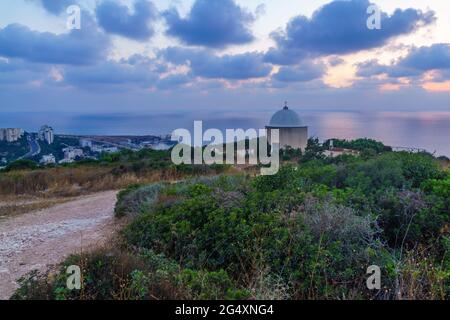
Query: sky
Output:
[[1, 0, 450, 122]]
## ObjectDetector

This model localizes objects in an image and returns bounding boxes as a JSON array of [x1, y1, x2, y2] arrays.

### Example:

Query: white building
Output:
[[102, 147, 119, 153], [150, 142, 175, 150], [58, 158, 74, 164], [40, 154, 56, 165], [80, 139, 92, 148], [0, 128, 24, 142], [266, 104, 308, 151], [38, 125, 54, 144], [324, 147, 360, 158], [91, 145, 119, 153], [63, 147, 84, 160]]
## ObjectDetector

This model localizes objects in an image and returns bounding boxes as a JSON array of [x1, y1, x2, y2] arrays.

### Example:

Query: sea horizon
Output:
[[1, 109, 449, 157]]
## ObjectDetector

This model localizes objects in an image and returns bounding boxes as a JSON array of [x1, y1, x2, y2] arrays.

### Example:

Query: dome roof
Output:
[[268, 106, 303, 127]]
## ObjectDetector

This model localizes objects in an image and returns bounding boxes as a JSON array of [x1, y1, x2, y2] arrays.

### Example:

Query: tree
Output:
[[300, 137, 325, 163]]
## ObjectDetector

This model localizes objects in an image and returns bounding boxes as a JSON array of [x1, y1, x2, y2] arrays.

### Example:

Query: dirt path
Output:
[[0, 190, 119, 300]]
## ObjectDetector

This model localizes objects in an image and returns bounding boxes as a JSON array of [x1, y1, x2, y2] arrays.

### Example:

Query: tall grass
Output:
[[0, 164, 229, 198]]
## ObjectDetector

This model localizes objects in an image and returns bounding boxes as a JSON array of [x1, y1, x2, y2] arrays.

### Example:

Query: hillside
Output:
[[9, 142, 449, 300], [0, 135, 29, 164], [31, 135, 83, 162]]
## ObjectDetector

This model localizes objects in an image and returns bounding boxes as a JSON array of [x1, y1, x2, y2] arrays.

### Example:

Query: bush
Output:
[[5, 159, 38, 172], [10, 270, 54, 300], [180, 269, 250, 300], [115, 183, 163, 218], [13, 149, 449, 300], [324, 138, 391, 154], [14, 248, 191, 300]]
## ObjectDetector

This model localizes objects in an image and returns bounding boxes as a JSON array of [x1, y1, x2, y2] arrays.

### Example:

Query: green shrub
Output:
[[179, 269, 250, 300], [5, 159, 38, 172], [10, 270, 53, 300], [115, 183, 163, 218], [14, 149, 448, 300]]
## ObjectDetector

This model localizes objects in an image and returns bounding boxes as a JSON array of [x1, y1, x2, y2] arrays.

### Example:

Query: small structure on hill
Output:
[[266, 102, 308, 151]]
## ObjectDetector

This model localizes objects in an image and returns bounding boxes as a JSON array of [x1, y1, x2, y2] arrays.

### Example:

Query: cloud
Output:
[[0, 57, 160, 91], [430, 70, 450, 82], [264, 47, 308, 66], [357, 44, 450, 80], [356, 59, 423, 79], [273, 60, 325, 82], [398, 44, 450, 71], [0, 58, 50, 84], [38, 0, 75, 15], [0, 15, 109, 65], [355, 60, 389, 77], [124, 54, 168, 73], [64, 60, 158, 88], [162, 47, 272, 79], [164, 0, 255, 48], [328, 56, 345, 67], [265, 0, 435, 65], [96, 0, 158, 40], [156, 74, 191, 90]]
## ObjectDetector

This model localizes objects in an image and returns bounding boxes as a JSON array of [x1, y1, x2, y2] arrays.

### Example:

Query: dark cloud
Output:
[[398, 44, 450, 71], [328, 56, 345, 67], [357, 44, 450, 80], [123, 54, 168, 73], [0, 15, 109, 65], [38, 0, 76, 15], [273, 60, 325, 82], [96, 0, 158, 40], [0, 58, 50, 84], [356, 59, 422, 79], [355, 60, 389, 77], [164, 0, 255, 48], [162, 47, 272, 79], [264, 47, 307, 66], [64, 60, 158, 88], [0, 57, 161, 90], [265, 0, 435, 65]]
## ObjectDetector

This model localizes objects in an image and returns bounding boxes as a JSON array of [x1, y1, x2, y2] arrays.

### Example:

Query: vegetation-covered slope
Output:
[[13, 148, 449, 300], [0, 135, 29, 163]]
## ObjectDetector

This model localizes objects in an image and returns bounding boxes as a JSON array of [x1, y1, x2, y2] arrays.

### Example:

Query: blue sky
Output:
[[1, 0, 450, 118]]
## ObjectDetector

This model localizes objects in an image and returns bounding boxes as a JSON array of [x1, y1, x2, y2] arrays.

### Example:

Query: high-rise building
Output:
[[38, 125, 54, 144], [0, 128, 24, 142]]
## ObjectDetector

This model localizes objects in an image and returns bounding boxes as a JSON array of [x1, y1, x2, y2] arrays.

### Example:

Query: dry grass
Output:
[[0, 164, 233, 219], [0, 165, 188, 198], [393, 246, 448, 300], [0, 166, 159, 218], [0, 197, 77, 218]]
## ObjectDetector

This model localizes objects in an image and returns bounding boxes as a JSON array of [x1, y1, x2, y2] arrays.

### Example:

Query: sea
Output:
[[1, 110, 449, 157]]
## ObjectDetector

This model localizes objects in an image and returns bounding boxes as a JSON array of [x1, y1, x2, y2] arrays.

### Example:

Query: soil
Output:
[[0, 190, 119, 300]]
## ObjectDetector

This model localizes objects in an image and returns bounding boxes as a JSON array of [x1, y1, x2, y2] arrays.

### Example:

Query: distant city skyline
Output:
[[0, 0, 450, 116]]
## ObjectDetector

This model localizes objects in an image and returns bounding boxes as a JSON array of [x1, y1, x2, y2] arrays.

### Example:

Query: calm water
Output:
[[1, 110, 449, 157]]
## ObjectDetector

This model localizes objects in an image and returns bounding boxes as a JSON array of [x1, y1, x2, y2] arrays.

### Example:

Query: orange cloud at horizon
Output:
[[380, 83, 402, 91], [423, 81, 450, 92]]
